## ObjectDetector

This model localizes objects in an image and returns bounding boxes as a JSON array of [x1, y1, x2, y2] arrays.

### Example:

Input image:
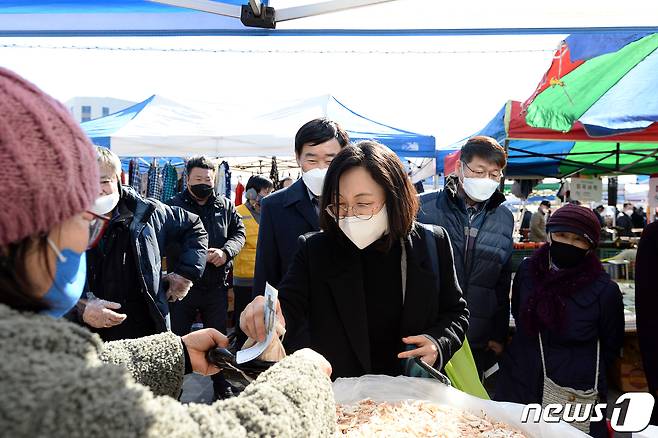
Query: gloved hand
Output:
[[166, 272, 193, 302], [82, 295, 127, 329]]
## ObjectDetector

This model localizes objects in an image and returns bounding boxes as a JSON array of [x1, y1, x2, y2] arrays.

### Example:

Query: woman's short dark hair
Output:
[[460, 136, 507, 169], [0, 236, 51, 313], [186, 156, 216, 175], [246, 175, 274, 193], [320, 141, 418, 249], [294, 118, 350, 157]]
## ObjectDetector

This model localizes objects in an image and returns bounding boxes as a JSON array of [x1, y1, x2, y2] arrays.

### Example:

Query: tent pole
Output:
[[619, 148, 658, 172], [500, 139, 509, 192], [507, 146, 616, 173], [561, 151, 619, 178], [615, 143, 620, 171]]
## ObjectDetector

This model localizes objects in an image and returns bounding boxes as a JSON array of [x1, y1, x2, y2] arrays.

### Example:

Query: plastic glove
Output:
[[166, 273, 193, 302], [82, 296, 127, 328]]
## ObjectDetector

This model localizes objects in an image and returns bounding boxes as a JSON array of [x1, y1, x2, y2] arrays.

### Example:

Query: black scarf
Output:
[[520, 243, 603, 336]]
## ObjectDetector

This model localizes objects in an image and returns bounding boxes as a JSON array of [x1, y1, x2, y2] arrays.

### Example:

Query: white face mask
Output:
[[461, 176, 499, 203], [625, 209, 634, 216], [90, 192, 120, 216], [338, 205, 389, 249], [302, 167, 327, 196]]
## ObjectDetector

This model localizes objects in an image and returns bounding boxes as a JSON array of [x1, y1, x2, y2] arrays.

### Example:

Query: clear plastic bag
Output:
[[333, 375, 589, 438]]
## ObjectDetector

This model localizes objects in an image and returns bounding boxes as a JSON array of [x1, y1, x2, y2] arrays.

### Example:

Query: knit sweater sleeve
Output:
[[99, 331, 186, 398], [38, 351, 336, 438]]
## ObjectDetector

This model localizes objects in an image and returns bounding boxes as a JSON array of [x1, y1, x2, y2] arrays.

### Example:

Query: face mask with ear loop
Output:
[[41, 239, 87, 318], [338, 205, 390, 250], [459, 162, 500, 203], [302, 168, 327, 197], [548, 234, 591, 269]]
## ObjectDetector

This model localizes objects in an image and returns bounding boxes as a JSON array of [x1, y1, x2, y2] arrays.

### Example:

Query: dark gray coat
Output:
[[167, 190, 245, 289], [417, 176, 513, 349]]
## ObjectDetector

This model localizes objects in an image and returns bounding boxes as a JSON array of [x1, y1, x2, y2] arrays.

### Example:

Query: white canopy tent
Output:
[[81, 93, 436, 159]]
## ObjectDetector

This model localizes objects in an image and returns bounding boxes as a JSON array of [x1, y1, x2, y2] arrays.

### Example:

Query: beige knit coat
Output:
[[0, 303, 336, 437]]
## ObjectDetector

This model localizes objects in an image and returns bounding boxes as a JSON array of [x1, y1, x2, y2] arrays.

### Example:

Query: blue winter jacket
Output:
[[417, 175, 514, 349]]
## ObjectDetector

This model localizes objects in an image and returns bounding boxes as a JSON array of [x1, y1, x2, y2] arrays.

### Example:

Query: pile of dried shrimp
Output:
[[335, 399, 527, 437]]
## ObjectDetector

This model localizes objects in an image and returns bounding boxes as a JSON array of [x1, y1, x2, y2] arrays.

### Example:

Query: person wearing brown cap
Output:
[[0, 67, 335, 437], [495, 204, 624, 438], [529, 200, 551, 243]]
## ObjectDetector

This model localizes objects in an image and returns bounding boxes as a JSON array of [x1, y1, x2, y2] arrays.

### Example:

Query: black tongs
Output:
[[413, 357, 452, 386], [206, 333, 277, 382]]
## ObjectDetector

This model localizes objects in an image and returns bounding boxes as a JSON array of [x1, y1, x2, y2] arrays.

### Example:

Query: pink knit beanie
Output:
[[0, 67, 99, 246]]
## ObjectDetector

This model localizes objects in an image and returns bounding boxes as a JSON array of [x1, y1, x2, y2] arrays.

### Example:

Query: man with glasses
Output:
[[70, 147, 208, 343], [418, 136, 513, 392]]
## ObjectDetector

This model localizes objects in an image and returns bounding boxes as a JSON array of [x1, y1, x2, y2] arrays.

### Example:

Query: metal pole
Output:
[[500, 139, 509, 192]]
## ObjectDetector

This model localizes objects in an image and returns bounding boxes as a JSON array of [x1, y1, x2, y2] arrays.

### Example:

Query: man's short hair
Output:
[[540, 200, 551, 208], [460, 136, 507, 169], [246, 175, 274, 193], [294, 118, 349, 157], [186, 156, 216, 175], [96, 146, 122, 177]]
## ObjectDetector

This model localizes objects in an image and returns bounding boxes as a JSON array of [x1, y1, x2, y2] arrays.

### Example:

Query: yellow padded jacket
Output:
[[233, 203, 258, 282]]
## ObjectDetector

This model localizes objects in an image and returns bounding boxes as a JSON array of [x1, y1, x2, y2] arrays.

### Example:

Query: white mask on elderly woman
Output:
[[338, 205, 389, 250]]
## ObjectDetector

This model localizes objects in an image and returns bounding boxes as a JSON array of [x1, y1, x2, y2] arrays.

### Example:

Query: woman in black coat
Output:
[[495, 204, 624, 438], [241, 141, 469, 379]]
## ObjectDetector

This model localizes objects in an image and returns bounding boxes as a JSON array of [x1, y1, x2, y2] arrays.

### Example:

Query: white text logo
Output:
[[521, 393, 655, 432]]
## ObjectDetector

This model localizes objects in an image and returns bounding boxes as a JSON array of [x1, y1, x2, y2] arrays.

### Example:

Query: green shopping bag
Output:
[[444, 339, 490, 400]]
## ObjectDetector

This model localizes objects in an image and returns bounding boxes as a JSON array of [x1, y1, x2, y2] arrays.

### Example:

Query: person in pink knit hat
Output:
[[0, 67, 335, 438]]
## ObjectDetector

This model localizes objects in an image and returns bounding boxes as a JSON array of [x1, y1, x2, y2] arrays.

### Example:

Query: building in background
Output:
[[65, 97, 136, 123]]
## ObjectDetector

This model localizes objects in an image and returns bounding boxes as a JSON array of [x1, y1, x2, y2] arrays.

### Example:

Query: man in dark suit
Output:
[[253, 118, 349, 298]]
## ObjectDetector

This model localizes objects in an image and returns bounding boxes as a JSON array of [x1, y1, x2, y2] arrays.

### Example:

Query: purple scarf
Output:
[[520, 243, 603, 336]]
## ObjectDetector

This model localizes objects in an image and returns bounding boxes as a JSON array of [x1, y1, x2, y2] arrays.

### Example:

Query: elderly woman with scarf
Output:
[[495, 204, 624, 438]]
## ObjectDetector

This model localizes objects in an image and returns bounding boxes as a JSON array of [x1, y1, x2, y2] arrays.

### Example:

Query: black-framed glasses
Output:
[[326, 203, 383, 221], [87, 211, 110, 249], [462, 161, 503, 181]]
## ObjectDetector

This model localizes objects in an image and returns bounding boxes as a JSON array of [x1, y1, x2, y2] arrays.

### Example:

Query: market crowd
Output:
[[0, 66, 656, 437]]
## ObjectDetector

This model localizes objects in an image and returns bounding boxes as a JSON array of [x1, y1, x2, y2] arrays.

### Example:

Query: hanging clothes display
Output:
[[140, 173, 149, 197], [269, 157, 279, 190], [215, 161, 225, 197], [160, 162, 179, 202], [147, 162, 163, 200], [181, 163, 188, 193], [235, 179, 244, 206], [224, 162, 232, 199], [129, 158, 141, 192]]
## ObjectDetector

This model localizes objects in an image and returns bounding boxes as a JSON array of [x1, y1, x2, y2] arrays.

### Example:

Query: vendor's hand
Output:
[[82, 298, 127, 328], [166, 273, 193, 302], [487, 340, 504, 356], [181, 328, 229, 376], [240, 295, 285, 343], [294, 348, 332, 378], [397, 335, 439, 367]]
